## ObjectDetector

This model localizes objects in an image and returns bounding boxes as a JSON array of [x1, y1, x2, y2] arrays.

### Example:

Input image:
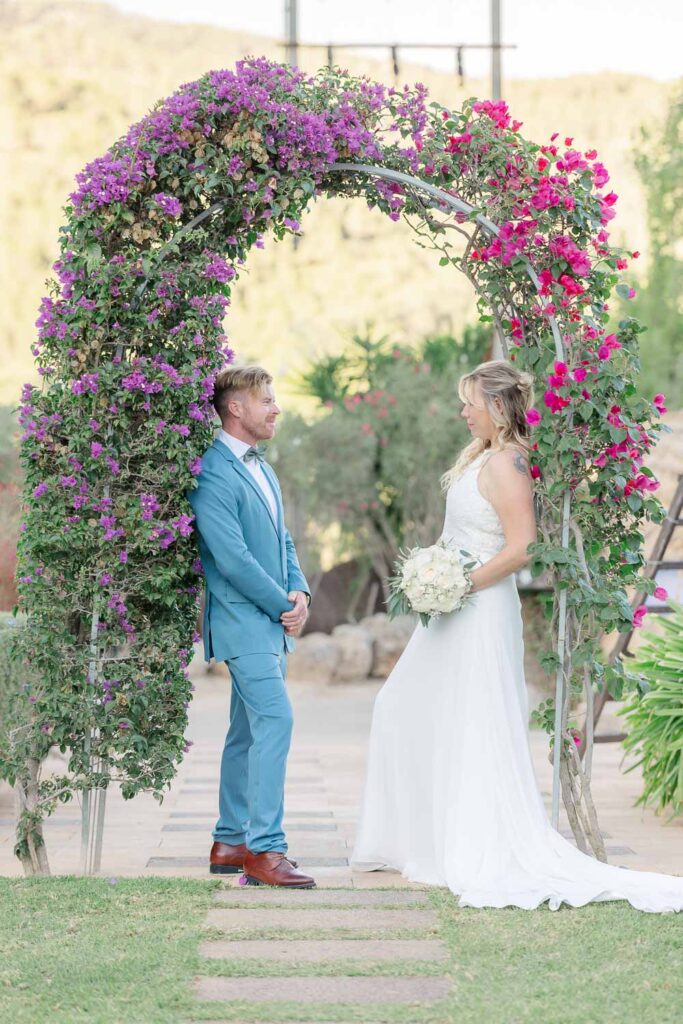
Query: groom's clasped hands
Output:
[[280, 590, 309, 637]]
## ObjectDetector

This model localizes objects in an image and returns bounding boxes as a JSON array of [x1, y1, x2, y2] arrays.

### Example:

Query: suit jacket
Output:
[[187, 439, 310, 660]]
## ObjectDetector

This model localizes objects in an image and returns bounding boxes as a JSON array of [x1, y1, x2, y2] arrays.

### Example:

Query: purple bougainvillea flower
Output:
[[152, 192, 182, 217]]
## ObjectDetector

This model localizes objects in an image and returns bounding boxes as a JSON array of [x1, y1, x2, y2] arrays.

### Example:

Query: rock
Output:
[[359, 613, 416, 678], [287, 632, 340, 684], [331, 624, 374, 681], [302, 559, 386, 635]]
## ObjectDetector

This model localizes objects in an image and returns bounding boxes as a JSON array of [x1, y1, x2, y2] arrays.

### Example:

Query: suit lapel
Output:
[[262, 463, 288, 578], [212, 440, 279, 535]]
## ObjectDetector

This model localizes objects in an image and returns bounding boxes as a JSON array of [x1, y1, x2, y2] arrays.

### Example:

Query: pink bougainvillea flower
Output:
[[538, 268, 554, 293], [632, 605, 648, 629], [530, 464, 542, 480], [653, 586, 668, 601], [525, 409, 541, 426], [549, 235, 591, 277], [632, 473, 660, 493], [445, 132, 472, 152], [653, 393, 667, 414], [572, 367, 587, 383], [543, 390, 570, 413], [591, 162, 609, 187]]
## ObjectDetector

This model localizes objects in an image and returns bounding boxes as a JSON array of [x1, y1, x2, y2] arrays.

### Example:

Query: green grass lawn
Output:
[[0, 876, 218, 1024], [1, 878, 682, 1024], [432, 890, 683, 1024]]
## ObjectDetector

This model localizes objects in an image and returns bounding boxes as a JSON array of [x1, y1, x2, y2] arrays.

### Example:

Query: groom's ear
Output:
[[226, 394, 244, 420]]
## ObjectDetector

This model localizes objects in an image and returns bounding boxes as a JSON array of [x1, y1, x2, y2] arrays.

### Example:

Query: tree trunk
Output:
[[15, 757, 50, 876]]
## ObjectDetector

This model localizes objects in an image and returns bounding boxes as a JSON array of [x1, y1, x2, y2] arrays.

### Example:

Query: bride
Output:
[[351, 359, 683, 912]]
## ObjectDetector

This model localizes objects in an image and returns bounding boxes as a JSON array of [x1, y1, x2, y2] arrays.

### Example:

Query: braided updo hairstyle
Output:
[[442, 359, 535, 489]]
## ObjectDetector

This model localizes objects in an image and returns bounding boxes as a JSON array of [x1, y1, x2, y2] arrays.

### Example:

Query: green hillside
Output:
[[1, 0, 677, 404]]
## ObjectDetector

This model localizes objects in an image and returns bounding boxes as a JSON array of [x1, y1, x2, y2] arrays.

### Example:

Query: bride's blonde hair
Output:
[[441, 360, 535, 489]]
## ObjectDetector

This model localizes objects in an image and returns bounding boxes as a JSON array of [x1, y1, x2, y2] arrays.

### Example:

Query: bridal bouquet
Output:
[[387, 540, 477, 627]]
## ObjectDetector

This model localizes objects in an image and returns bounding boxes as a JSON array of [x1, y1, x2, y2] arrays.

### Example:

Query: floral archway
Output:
[[8, 58, 665, 873]]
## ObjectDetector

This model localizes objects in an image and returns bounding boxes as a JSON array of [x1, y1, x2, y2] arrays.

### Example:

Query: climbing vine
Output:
[[5, 58, 665, 872]]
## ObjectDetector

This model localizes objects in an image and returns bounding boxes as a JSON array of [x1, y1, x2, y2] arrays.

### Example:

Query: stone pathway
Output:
[[190, 884, 450, 1022], [1, 649, 681, 879]]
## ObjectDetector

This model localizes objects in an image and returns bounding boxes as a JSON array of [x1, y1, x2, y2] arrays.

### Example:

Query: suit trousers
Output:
[[213, 646, 292, 853]]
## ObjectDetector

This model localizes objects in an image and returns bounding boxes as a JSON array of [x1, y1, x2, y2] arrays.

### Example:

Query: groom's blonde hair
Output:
[[213, 365, 273, 421]]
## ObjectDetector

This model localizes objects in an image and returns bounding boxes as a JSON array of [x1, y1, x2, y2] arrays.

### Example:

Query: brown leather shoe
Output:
[[243, 850, 316, 889], [209, 841, 247, 875]]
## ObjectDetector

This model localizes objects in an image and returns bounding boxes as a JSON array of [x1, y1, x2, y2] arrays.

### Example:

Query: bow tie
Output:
[[243, 445, 267, 464]]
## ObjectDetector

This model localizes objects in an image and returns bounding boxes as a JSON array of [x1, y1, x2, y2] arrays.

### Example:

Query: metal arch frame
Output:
[[92, 162, 569, 880]]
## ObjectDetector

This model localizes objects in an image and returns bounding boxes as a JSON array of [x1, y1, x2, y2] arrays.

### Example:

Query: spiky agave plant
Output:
[[620, 602, 683, 819]]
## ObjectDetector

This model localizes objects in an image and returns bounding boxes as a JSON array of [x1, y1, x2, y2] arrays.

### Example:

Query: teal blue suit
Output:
[[187, 438, 310, 853]]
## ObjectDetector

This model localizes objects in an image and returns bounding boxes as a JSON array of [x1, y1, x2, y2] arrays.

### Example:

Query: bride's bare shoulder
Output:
[[482, 446, 530, 478]]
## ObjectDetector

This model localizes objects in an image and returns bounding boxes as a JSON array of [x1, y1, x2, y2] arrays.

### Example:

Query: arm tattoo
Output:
[[513, 452, 529, 476]]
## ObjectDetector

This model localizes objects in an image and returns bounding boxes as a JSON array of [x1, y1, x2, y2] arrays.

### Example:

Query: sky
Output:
[[106, 0, 682, 82]]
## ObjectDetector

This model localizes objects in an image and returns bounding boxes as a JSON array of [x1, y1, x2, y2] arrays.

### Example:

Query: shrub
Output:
[[269, 329, 488, 587], [620, 603, 683, 818], [0, 407, 20, 611]]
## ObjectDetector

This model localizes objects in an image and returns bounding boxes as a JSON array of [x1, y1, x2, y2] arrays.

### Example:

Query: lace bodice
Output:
[[441, 453, 505, 563]]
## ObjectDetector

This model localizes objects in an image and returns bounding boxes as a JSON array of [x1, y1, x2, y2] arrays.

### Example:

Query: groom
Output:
[[188, 365, 315, 888]]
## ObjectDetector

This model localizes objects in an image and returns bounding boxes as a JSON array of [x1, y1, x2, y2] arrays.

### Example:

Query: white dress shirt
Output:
[[218, 429, 278, 521]]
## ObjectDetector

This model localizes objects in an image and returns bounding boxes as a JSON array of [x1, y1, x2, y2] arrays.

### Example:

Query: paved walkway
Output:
[[1, 650, 682, 1020], [1, 648, 681, 880]]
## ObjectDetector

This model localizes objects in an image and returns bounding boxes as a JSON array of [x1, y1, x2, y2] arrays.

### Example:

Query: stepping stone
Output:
[[200, 938, 447, 962], [162, 819, 339, 827], [182, 776, 321, 785], [560, 829, 612, 839], [146, 856, 348, 869], [205, 908, 437, 931], [169, 810, 334, 819], [214, 888, 429, 906], [195, 975, 450, 1004]]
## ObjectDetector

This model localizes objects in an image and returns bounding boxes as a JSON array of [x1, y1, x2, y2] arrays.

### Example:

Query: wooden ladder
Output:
[[594, 473, 683, 742]]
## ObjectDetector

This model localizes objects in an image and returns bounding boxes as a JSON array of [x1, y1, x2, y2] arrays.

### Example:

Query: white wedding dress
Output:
[[351, 452, 683, 912]]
